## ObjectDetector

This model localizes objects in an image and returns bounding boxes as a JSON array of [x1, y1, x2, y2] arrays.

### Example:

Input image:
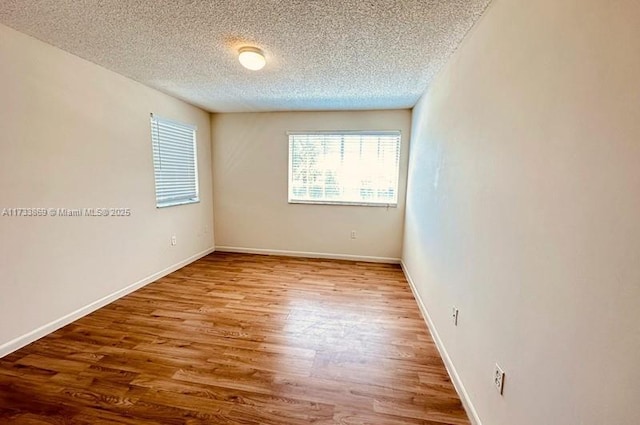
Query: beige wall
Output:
[[403, 0, 640, 424], [212, 111, 411, 261], [0, 24, 214, 354]]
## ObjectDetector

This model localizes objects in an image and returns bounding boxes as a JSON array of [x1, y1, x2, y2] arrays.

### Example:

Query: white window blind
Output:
[[288, 131, 401, 206], [150, 114, 199, 208]]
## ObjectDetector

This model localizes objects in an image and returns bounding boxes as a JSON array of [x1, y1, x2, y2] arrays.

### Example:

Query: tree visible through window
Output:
[[288, 131, 401, 206]]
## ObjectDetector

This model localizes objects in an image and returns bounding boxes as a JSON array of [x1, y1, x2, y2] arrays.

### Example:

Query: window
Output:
[[150, 114, 199, 208], [288, 131, 401, 206]]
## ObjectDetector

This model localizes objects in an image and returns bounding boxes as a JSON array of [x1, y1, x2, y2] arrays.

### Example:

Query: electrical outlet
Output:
[[350, 230, 357, 239], [452, 307, 459, 326], [171, 235, 177, 246], [494, 364, 505, 395]]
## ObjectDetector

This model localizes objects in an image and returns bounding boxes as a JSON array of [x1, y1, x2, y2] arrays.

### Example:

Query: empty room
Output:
[[0, 0, 638, 424]]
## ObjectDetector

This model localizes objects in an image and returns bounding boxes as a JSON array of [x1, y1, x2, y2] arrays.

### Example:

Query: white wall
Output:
[[0, 24, 214, 355], [403, 0, 640, 424], [212, 111, 411, 261]]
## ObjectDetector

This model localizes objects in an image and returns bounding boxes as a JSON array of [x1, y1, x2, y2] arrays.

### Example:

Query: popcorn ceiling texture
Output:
[[0, 0, 491, 112]]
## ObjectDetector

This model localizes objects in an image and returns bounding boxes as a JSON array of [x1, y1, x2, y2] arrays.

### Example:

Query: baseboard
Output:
[[400, 260, 482, 425], [215, 245, 400, 264], [0, 246, 216, 358]]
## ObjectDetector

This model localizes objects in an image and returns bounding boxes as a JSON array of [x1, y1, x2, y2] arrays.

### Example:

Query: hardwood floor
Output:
[[0, 252, 469, 424]]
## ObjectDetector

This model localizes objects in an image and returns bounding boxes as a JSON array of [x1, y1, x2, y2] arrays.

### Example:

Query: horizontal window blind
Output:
[[150, 114, 199, 208], [288, 131, 401, 206]]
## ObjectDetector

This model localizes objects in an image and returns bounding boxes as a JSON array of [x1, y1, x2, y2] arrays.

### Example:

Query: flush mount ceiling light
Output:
[[238, 47, 266, 71]]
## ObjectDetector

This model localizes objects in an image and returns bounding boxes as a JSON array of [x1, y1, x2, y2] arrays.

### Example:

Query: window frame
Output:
[[287, 130, 401, 207], [150, 114, 200, 208]]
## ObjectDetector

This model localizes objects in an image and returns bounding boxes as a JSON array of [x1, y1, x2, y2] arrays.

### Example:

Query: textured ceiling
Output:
[[0, 0, 490, 112]]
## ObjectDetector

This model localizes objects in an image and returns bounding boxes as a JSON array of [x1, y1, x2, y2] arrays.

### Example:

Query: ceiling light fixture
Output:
[[238, 46, 266, 71]]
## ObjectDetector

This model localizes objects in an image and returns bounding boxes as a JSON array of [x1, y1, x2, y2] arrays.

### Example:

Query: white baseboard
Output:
[[216, 245, 400, 264], [0, 247, 215, 358], [400, 260, 482, 425]]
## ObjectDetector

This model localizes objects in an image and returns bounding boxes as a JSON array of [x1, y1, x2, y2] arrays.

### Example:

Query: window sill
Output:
[[156, 198, 200, 208], [288, 200, 397, 208]]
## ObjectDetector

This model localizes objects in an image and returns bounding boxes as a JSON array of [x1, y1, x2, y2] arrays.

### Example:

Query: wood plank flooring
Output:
[[0, 252, 469, 424]]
